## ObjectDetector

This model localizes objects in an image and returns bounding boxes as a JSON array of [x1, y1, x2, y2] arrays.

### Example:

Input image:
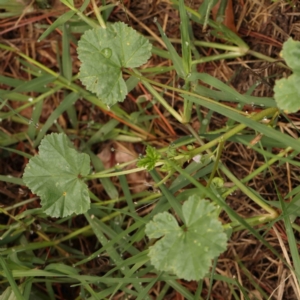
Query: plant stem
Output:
[[186, 122, 278, 219], [222, 146, 293, 198], [91, 0, 106, 28], [188, 107, 278, 157], [219, 164, 278, 218], [207, 141, 223, 187], [182, 81, 193, 123], [248, 50, 288, 69], [85, 166, 148, 179], [140, 78, 183, 123], [192, 52, 243, 65], [60, 0, 99, 29], [165, 38, 244, 52]]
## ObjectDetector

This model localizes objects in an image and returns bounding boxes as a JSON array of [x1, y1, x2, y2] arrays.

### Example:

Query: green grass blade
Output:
[[190, 72, 274, 106], [85, 213, 151, 298], [0, 86, 62, 121], [10, 74, 53, 94], [0, 132, 28, 147], [23, 279, 33, 300], [279, 193, 300, 285], [119, 174, 135, 214], [154, 21, 185, 78], [0, 74, 21, 87], [38, 10, 76, 42], [86, 150, 119, 199], [33, 92, 79, 146], [150, 169, 183, 220], [206, 258, 217, 300], [168, 160, 284, 262], [197, 0, 218, 26], [0, 146, 31, 159], [178, 0, 191, 75], [0, 175, 24, 185], [237, 259, 269, 299], [61, 22, 78, 129], [136, 273, 163, 300], [166, 279, 194, 300], [27, 98, 43, 140], [85, 119, 119, 147], [0, 91, 29, 102], [45, 281, 57, 300], [74, 219, 144, 266], [195, 83, 274, 107], [0, 257, 24, 300], [186, 94, 300, 153], [62, 23, 72, 82]]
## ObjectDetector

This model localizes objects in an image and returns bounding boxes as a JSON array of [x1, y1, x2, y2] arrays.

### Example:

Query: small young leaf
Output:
[[211, 177, 224, 188], [145, 195, 227, 281], [23, 133, 91, 217], [281, 38, 300, 73], [274, 74, 300, 113], [77, 22, 152, 106], [137, 146, 161, 170]]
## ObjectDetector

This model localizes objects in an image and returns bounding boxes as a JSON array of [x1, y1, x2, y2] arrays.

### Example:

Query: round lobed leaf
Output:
[[281, 38, 300, 73], [77, 22, 152, 106], [145, 195, 228, 281], [23, 133, 91, 217], [274, 74, 300, 113]]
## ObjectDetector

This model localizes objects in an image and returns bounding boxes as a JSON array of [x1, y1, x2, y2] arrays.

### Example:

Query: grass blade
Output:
[[154, 21, 185, 78], [0, 257, 24, 300], [178, 0, 191, 75]]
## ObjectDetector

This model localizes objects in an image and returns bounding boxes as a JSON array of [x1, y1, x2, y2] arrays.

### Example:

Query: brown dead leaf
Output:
[[212, 0, 237, 33], [97, 142, 150, 194]]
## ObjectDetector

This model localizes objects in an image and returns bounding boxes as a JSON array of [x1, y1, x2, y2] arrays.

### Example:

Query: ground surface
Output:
[[1, 0, 300, 299]]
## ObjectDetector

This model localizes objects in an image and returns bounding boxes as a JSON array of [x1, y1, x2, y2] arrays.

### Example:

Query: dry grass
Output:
[[1, 0, 300, 299]]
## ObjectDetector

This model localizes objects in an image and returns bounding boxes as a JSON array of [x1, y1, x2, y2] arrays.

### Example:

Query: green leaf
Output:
[[211, 177, 224, 188], [23, 133, 91, 217], [274, 38, 300, 113], [137, 146, 161, 170], [274, 74, 300, 113], [0, 257, 24, 300], [77, 22, 152, 106], [154, 21, 185, 79], [281, 38, 300, 73], [145, 195, 227, 281]]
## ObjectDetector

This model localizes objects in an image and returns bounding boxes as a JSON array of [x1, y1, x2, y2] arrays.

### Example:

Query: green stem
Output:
[[222, 146, 292, 198], [219, 164, 278, 218], [153, 172, 173, 187], [186, 122, 278, 220], [60, 0, 99, 29], [230, 214, 276, 231], [292, 223, 300, 233], [207, 141, 223, 187], [1, 85, 63, 120], [247, 50, 288, 69], [136, 73, 245, 116], [182, 81, 193, 123], [166, 38, 244, 52], [86, 107, 277, 180], [0, 43, 155, 140], [140, 78, 183, 123], [192, 52, 243, 65], [85, 167, 144, 179], [188, 107, 278, 157], [91, 0, 106, 28]]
